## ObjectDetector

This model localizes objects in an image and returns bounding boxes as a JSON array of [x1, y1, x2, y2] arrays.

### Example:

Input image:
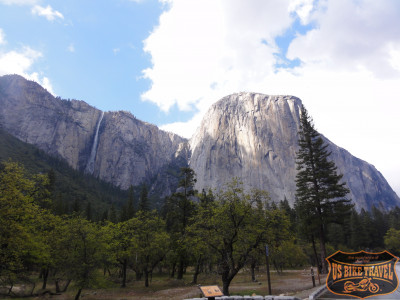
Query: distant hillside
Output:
[[0, 128, 129, 219]]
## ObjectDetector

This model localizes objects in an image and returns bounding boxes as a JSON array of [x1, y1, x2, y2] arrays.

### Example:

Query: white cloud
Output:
[[0, 45, 54, 94], [31, 5, 64, 21], [142, 0, 293, 112], [0, 28, 5, 45], [141, 0, 400, 196], [287, 0, 400, 78], [388, 43, 400, 72], [0, 46, 41, 74], [288, 0, 315, 24]]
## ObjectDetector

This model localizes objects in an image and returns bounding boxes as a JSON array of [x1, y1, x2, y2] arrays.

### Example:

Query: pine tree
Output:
[[295, 105, 353, 273], [138, 184, 150, 212], [163, 167, 198, 280], [127, 185, 136, 219]]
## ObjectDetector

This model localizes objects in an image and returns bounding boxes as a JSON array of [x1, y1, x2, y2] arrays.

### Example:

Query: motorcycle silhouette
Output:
[[343, 277, 379, 293]]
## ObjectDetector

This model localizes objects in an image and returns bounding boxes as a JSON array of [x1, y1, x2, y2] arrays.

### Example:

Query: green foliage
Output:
[[0, 161, 47, 288], [189, 179, 270, 295], [2, 131, 400, 297], [129, 211, 170, 287], [0, 129, 128, 219], [53, 216, 107, 298], [162, 167, 198, 280], [270, 240, 308, 270], [384, 228, 400, 255]]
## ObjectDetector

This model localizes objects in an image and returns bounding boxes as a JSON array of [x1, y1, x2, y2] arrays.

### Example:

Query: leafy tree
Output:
[[129, 211, 170, 287], [270, 239, 308, 271], [103, 220, 135, 287], [190, 179, 269, 295], [264, 204, 293, 274], [0, 161, 49, 295], [295, 106, 353, 273], [384, 228, 400, 255], [189, 188, 216, 284], [53, 216, 106, 299]]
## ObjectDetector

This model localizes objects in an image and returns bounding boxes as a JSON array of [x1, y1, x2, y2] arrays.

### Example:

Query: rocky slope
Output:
[[189, 92, 400, 211], [0, 74, 187, 192]]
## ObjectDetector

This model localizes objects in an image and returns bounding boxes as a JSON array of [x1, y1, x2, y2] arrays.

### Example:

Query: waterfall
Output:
[[85, 111, 104, 174]]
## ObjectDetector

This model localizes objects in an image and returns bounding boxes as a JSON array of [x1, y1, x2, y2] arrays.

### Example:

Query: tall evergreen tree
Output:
[[120, 185, 136, 222], [138, 184, 150, 212], [163, 167, 197, 279], [295, 106, 353, 273], [127, 185, 136, 219]]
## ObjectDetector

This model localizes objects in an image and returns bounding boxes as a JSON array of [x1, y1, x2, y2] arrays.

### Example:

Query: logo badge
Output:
[[326, 250, 399, 299]]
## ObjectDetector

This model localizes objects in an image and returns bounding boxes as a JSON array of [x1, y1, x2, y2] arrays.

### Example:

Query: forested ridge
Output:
[[1, 121, 400, 298], [0, 128, 130, 218]]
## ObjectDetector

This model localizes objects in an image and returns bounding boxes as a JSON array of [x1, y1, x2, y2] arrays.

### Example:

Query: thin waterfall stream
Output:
[[85, 111, 104, 174]]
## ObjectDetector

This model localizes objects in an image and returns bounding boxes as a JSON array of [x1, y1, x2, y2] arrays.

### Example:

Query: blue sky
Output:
[[0, 0, 185, 125], [1, 0, 400, 195]]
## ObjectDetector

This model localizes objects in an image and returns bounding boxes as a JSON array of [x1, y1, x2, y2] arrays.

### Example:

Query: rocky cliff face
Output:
[[189, 92, 400, 211], [1, 75, 399, 210], [0, 75, 187, 191]]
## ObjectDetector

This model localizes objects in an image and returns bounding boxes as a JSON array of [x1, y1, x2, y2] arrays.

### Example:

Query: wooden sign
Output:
[[199, 285, 224, 297]]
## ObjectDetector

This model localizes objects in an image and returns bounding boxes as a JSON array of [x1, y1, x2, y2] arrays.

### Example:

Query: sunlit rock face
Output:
[[189, 92, 400, 211]]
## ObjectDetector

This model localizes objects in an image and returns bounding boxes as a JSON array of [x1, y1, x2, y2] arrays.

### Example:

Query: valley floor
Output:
[[2, 269, 327, 300]]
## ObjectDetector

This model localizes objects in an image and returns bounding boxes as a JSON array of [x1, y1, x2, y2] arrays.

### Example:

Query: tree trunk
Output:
[[55, 280, 60, 293], [311, 235, 321, 273], [121, 259, 127, 287], [177, 258, 184, 280], [29, 281, 36, 296], [144, 269, 149, 287], [170, 262, 176, 278], [42, 267, 49, 289], [250, 258, 257, 282], [319, 224, 328, 274], [222, 275, 233, 296], [62, 279, 71, 292], [74, 288, 82, 300], [56, 279, 71, 293], [192, 257, 202, 284], [272, 260, 282, 275]]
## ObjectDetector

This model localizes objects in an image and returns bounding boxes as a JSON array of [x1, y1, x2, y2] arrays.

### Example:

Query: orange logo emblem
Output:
[[326, 250, 399, 299]]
